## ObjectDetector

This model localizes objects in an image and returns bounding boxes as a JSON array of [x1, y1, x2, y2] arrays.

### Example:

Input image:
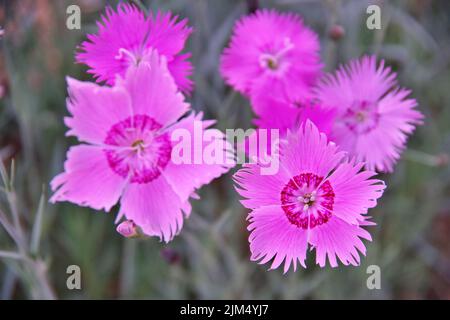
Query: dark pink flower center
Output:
[[104, 115, 172, 184], [280, 173, 335, 229], [343, 100, 380, 134]]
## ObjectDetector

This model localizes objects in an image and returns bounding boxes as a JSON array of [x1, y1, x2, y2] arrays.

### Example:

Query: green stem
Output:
[[0, 250, 23, 260], [405, 149, 448, 167]]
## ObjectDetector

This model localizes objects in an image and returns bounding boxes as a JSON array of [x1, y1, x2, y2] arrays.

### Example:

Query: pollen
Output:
[[131, 139, 145, 150]]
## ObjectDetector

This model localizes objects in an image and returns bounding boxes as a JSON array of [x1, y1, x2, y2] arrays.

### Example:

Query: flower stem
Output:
[[405, 149, 449, 167], [0, 250, 23, 260]]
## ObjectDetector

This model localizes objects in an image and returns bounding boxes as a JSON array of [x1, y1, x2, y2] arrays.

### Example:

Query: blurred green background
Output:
[[0, 0, 449, 299]]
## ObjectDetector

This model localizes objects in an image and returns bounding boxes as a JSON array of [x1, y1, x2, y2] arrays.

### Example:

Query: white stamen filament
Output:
[[259, 38, 294, 71], [115, 48, 138, 65], [299, 190, 317, 210], [276, 37, 294, 59]]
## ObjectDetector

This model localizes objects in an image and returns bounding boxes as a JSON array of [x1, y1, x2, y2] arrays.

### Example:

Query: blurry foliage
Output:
[[0, 0, 449, 299]]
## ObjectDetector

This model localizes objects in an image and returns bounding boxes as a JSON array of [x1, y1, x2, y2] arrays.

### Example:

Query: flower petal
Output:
[[309, 216, 372, 268], [282, 120, 346, 179], [118, 176, 187, 242], [50, 145, 126, 211], [234, 162, 289, 209], [163, 113, 234, 204], [327, 160, 385, 225], [248, 205, 308, 273], [167, 53, 194, 94], [146, 11, 192, 57], [121, 51, 189, 127], [64, 77, 132, 145]]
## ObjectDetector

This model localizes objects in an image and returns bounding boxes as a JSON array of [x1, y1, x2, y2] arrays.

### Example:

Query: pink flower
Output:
[[220, 9, 322, 103], [51, 51, 231, 242], [234, 121, 385, 272], [76, 3, 193, 93], [315, 55, 423, 172]]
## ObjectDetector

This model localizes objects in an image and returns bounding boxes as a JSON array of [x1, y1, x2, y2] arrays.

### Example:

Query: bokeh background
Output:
[[0, 0, 449, 299]]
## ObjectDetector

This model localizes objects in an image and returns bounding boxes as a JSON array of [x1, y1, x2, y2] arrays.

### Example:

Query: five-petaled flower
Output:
[[315, 55, 423, 172], [76, 3, 194, 94], [234, 121, 385, 272], [51, 51, 232, 242], [220, 9, 322, 105]]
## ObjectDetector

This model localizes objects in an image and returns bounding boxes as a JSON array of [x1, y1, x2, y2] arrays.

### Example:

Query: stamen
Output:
[[355, 111, 366, 122], [259, 53, 279, 70], [259, 38, 294, 71], [276, 37, 294, 58], [131, 139, 145, 148], [115, 48, 138, 65], [344, 100, 380, 134]]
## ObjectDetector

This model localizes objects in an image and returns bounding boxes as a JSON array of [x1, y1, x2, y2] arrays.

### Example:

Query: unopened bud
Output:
[[436, 153, 449, 167], [161, 247, 181, 265], [328, 25, 345, 41], [116, 220, 139, 238]]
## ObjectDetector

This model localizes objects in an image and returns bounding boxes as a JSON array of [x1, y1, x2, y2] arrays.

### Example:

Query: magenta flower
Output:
[[76, 3, 193, 93], [315, 55, 423, 172], [51, 51, 231, 242], [220, 9, 322, 103], [234, 121, 385, 272]]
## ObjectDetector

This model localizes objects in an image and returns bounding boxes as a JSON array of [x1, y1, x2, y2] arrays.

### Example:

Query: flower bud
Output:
[[328, 25, 345, 41], [116, 220, 139, 238], [161, 247, 181, 265]]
